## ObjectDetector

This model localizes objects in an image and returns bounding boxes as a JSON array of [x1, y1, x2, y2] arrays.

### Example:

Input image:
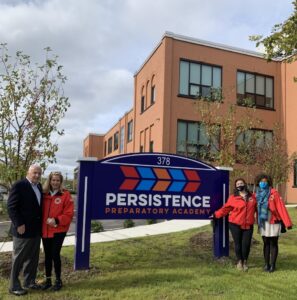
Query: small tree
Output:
[[254, 124, 297, 190], [193, 90, 262, 183], [0, 44, 70, 187]]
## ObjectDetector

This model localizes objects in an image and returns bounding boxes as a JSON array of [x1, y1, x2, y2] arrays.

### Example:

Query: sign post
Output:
[[75, 153, 230, 270]]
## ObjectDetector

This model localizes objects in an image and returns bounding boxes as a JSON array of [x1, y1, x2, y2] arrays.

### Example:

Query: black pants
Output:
[[42, 232, 66, 279], [229, 223, 253, 261], [262, 236, 279, 266]]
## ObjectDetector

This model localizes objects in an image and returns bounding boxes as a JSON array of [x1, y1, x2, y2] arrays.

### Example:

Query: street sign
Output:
[[75, 153, 230, 270]]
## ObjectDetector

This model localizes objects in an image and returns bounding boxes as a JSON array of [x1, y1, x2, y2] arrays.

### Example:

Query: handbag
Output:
[[280, 221, 286, 233]]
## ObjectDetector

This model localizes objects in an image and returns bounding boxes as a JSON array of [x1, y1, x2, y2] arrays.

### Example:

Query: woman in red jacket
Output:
[[255, 173, 292, 273], [214, 178, 257, 271], [41, 172, 74, 291]]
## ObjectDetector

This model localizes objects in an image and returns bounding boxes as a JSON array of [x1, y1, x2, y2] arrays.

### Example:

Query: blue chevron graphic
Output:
[[136, 180, 156, 191], [168, 169, 185, 181], [168, 181, 186, 192], [137, 167, 156, 179]]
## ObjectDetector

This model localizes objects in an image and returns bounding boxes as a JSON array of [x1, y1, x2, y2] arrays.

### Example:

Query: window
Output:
[[236, 129, 273, 161], [237, 71, 274, 109], [120, 126, 125, 153], [114, 132, 119, 150], [177, 120, 220, 160], [140, 145, 144, 152], [104, 141, 107, 156], [141, 96, 145, 113], [179, 60, 222, 100], [149, 141, 154, 152], [294, 160, 297, 187], [108, 137, 113, 154], [127, 120, 133, 142], [151, 86, 156, 104]]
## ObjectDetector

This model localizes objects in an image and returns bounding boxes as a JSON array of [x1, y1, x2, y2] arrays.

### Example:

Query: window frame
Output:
[[127, 120, 133, 143], [178, 59, 222, 101], [293, 160, 297, 188], [113, 131, 119, 151], [237, 70, 274, 110], [176, 119, 220, 161], [107, 137, 113, 154]]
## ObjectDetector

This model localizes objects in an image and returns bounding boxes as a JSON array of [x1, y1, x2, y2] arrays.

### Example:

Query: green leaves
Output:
[[0, 44, 70, 187]]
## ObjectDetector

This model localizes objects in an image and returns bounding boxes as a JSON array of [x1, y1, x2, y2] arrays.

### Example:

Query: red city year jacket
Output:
[[214, 194, 257, 229], [42, 189, 74, 238], [264, 188, 292, 228]]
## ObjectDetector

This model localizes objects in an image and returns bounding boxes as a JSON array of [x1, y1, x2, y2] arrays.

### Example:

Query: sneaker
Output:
[[236, 260, 243, 270], [9, 288, 28, 296], [243, 260, 248, 272], [51, 279, 62, 291], [41, 278, 52, 290]]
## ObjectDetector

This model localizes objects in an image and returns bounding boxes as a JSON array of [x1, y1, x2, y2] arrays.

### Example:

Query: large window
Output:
[[120, 126, 125, 153], [127, 120, 133, 142], [236, 129, 273, 161], [237, 71, 274, 109], [177, 120, 220, 160], [108, 137, 113, 154], [294, 160, 297, 187], [179, 60, 222, 100], [114, 132, 119, 150]]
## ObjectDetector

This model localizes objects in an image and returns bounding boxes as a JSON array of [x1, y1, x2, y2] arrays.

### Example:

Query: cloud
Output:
[[0, 0, 294, 178]]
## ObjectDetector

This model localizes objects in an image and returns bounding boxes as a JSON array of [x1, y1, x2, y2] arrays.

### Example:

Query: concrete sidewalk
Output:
[[0, 220, 210, 253]]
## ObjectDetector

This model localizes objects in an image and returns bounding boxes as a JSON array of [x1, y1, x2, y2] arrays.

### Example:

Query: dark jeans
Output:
[[42, 232, 66, 279], [229, 223, 253, 261]]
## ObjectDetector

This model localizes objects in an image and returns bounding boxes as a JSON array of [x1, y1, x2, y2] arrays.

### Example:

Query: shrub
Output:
[[123, 219, 135, 228], [146, 219, 157, 225], [91, 220, 104, 232]]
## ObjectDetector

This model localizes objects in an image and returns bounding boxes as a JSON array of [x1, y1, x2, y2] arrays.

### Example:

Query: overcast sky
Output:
[[0, 0, 294, 178]]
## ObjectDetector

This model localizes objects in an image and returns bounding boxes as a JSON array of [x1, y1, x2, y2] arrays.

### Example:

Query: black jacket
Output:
[[7, 178, 43, 238]]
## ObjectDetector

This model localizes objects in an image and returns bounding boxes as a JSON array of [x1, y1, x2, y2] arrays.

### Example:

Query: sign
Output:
[[75, 153, 230, 270]]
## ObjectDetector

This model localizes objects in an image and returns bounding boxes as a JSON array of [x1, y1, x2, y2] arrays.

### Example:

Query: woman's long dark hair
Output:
[[255, 173, 273, 187], [233, 178, 251, 197]]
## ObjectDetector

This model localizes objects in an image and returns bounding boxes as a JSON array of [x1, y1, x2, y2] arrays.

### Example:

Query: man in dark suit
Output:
[[7, 164, 43, 296]]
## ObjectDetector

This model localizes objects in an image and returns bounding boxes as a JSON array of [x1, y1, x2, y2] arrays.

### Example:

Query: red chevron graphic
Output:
[[183, 182, 201, 192], [120, 179, 139, 190], [184, 170, 200, 181], [120, 166, 139, 178]]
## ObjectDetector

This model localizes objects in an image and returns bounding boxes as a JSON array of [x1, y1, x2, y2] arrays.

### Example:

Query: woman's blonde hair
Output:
[[43, 171, 65, 194]]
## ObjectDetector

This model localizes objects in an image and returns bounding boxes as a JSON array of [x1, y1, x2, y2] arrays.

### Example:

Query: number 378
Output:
[[157, 156, 171, 166]]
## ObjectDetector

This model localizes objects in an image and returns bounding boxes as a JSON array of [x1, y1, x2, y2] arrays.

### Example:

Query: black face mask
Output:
[[236, 185, 246, 192]]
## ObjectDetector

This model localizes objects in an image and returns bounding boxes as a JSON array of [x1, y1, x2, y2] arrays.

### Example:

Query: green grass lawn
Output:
[[1, 208, 297, 299]]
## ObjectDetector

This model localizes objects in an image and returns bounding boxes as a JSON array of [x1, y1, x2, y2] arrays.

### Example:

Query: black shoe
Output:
[[41, 278, 52, 290], [51, 279, 62, 291], [263, 264, 270, 272], [9, 288, 28, 296], [23, 282, 41, 290], [269, 264, 276, 273]]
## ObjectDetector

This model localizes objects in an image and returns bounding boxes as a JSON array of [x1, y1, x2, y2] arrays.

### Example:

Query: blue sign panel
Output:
[[75, 153, 229, 270]]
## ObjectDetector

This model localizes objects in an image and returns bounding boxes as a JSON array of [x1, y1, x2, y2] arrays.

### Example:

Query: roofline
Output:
[[134, 31, 282, 76], [104, 107, 134, 136]]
